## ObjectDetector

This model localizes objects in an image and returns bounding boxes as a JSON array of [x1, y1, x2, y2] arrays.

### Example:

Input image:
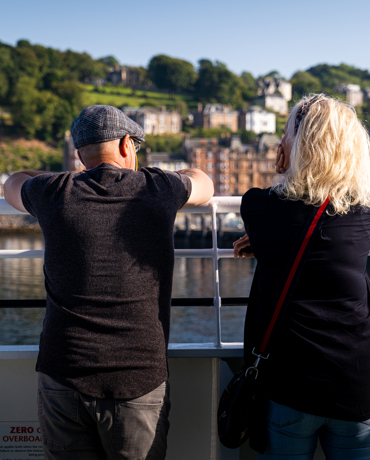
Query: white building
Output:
[[337, 83, 363, 108], [239, 106, 276, 134]]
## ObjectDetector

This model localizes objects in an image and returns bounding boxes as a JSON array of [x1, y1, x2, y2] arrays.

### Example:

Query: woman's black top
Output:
[[241, 187, 370, 421]]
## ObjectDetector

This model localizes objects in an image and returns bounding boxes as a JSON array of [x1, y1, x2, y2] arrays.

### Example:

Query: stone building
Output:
[[192, 104, 239, 132], [228, 135, 279, 194], [183, 134, 280, 195], [123, 106, 182, 135], [238, 106, 276, 133], [183, 137, 231, 194], [107, 66, 140, 87]]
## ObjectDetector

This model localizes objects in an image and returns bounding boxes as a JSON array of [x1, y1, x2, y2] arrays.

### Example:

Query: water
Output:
[[0, 233, 255, 345]]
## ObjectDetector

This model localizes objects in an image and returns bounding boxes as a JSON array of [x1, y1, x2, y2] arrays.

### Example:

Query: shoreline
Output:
[[0, 215, 41, 233]]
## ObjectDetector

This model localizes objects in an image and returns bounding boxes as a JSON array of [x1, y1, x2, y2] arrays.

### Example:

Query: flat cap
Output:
[[71, 105, 145, 149]]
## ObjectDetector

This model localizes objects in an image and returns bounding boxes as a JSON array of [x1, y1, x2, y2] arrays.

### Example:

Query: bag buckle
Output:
[[245, 348, 269, 380]]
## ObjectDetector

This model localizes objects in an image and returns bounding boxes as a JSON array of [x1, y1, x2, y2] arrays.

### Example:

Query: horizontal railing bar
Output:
[[0, 250, 44, 258], [0, 197, 242, 216], [0, 249, 238, 259], [0, 297, 249, 308]]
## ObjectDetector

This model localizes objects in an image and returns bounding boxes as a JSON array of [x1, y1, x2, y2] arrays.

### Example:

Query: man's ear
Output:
[[77, 150, 85, 166], [119, 135, 130, 158]]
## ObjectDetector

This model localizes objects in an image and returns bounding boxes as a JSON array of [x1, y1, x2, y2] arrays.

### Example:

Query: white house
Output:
[[239, 106, 276, 133]]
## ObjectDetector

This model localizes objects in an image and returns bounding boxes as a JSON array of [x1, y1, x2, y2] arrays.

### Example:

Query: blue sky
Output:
[[1, 0, 370, 79]]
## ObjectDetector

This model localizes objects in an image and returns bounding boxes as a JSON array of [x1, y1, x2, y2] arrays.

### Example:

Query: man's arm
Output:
[[177, 168, 214, 209], [4, 171, 50, 213]]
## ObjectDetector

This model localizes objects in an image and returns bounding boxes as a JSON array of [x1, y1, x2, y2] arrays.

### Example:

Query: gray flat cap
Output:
[[71, 105, 145, 149]]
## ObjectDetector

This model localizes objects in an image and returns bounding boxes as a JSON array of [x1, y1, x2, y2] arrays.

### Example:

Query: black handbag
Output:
[[218, 197, 330, 452]]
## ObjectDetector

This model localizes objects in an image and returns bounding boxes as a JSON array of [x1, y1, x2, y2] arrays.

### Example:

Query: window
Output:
[[207, 152, 213, 160], [206, 163, 213, 171]]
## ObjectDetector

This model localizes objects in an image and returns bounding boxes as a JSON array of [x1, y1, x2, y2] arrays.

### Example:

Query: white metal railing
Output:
[[0, 197, 245, 348]]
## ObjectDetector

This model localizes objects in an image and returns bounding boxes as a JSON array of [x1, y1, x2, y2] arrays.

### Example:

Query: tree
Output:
[[194, 60, 243, 106], [290, 71, 322, 97], [148, 55, 196, 94], [239, 71, 257, 101], [97, 55, 120, 67], [240, 130, 258, 144]]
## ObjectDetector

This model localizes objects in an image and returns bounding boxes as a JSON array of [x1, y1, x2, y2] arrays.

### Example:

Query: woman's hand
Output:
[[275, 143, 287, 174], [233, 234, 254, 258]]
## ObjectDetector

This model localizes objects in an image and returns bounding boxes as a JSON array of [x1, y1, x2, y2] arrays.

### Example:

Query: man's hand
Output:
[[233, 233, 254, 258], [178, 168, 214, 208], [4, 170, 49, 213]]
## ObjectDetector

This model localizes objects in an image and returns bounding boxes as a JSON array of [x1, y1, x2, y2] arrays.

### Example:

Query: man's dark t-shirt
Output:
[[21, 164, 191, 399]]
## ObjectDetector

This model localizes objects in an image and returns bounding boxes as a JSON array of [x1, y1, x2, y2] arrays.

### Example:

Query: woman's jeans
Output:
[[37, 372, 170, 460], [257, 400, 370, 460]]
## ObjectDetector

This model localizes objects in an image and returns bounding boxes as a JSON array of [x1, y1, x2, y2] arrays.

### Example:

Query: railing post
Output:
[[211, 202, 222, 347]]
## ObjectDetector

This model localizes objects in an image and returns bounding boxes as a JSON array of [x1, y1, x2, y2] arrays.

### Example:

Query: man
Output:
[[4, 105, 214, 460]]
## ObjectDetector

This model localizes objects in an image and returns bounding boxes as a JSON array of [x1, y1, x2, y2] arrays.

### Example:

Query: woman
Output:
[[233, 94, 370, 459]]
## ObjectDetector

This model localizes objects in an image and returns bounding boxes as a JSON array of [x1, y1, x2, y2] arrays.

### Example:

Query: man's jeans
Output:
[[257, 400, 370, 460], [37, 373, 170, 460]]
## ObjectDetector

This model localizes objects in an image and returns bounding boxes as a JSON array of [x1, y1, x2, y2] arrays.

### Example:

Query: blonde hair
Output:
[[273, 94, 370, 215]]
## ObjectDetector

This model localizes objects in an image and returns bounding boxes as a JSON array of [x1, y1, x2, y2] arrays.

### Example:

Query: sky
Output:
[[1, 0, 370, 79]]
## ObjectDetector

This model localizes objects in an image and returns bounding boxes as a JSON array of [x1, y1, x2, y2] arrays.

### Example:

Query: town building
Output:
[[123, 106, 182, 135], [107, 66, 140, 87], [146, 153, 189, 171], [254, 93, 288, 114], [255, 77, 292, 115], [183, 134, 280, 195], [192, 104, 239, 132], [257, 77, 292, 101], [238, 106, 276, 133], [337, 83, 364, 107]]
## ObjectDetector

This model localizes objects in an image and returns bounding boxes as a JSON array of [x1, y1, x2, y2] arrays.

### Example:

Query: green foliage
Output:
[[142, 133, 183, 153], [239, 130, 258, 144], [260, 70, 282, 79], [194, 60, 243, 106], [297, 63, 370, 94], [0, 40, 95, 143], [82, 84, 196, 111], [0, 139, 63, 173], [174, 99, 188, 119], [276, 114, 288, 138], [239, 72, 257, 101], [97, 55, 120, 67], [148, 55, 196, 93], [290, 71, 321, 98]]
